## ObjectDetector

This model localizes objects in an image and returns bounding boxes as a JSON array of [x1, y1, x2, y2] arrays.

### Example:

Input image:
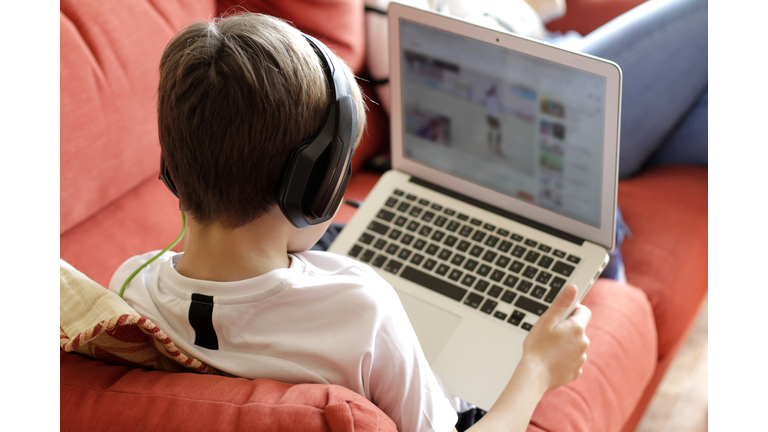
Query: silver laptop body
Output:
[[328, 2, 622, 410]]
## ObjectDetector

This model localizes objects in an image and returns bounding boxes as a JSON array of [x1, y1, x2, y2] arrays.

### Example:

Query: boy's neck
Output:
[[174, 208, 295, 282]]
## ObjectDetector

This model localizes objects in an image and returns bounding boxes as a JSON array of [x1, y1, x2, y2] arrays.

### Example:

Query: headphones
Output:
[[159, 33, 358, 228]]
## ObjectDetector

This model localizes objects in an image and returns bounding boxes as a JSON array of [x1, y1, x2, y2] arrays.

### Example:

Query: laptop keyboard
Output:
[[346, 189, 582, 331]]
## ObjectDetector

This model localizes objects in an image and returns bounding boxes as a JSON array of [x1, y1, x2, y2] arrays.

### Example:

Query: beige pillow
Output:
[[60, 259, 214, 374]]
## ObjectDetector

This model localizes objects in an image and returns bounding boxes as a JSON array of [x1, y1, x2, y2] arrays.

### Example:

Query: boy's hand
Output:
[[520, 284, 591, 391]]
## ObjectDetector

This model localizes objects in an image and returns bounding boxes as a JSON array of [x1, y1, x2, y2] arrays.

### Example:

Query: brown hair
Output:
[[157, 13, 366, 229]]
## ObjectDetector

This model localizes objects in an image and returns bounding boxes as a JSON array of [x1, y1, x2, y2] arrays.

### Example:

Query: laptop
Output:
[[328, 2, 622, 410]]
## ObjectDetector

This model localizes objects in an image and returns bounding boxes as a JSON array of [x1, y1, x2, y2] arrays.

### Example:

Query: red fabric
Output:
[[216, 0, 366, 73], [60, 351, 397, 432], [60, 0, 216, 234], [60, 174, 183, 288], [528, 279, 657, 432], [618, 165, 708, 360], [547, 0, 648, 35]]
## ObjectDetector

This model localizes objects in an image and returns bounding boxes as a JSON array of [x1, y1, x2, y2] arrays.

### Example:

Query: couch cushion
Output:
[[60, 0, 216, 234], [216, 0, 366, 73], [617, 165, 708, 360], [60, 259, 213, 373], [61, 351, 397, 432], [529, 279, 657, 432]]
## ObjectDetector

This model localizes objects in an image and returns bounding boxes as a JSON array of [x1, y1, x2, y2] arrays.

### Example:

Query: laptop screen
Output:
[[399, 19, 608, 228]]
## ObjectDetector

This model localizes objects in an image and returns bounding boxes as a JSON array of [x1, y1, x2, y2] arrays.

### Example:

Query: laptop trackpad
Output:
[[396, 291, 462, 362]]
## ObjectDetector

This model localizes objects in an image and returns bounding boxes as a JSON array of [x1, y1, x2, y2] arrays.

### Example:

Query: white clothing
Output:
[[110, 250, 457, 432]]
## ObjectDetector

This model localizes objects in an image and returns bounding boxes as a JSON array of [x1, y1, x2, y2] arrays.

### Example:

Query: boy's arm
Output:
[[463, 284, 592, 432]]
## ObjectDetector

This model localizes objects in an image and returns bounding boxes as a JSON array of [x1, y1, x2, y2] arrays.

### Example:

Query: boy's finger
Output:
[[539, 284, 578, 327], [568, 304, 592, 328]]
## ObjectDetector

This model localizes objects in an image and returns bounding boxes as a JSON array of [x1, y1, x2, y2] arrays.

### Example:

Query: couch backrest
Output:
[[60, 0, 367, 236], [60, 0, 217, 234]]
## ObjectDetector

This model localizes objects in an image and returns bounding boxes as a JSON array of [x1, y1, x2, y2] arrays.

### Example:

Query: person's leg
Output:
[[565, 0, 708, 178], [647, 86, 708, 167]]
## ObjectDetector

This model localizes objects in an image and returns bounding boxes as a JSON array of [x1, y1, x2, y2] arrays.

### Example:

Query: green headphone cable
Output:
[[119, 210, 187, 298]]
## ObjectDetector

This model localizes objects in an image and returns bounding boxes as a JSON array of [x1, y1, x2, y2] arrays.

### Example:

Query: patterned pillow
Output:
[[59, 259, 214, 374]]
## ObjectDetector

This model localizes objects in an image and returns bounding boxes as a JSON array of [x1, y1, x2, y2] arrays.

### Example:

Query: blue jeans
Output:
[[548, 0, 709, 179]]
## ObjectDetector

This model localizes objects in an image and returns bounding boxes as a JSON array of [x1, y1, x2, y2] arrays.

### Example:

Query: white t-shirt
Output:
[[110, 250, 458, 432]]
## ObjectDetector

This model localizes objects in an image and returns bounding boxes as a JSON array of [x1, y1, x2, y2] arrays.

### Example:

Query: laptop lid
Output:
[[387, 3, 622, 250]]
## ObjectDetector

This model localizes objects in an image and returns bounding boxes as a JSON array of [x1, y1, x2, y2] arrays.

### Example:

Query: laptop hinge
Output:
[[409, 177, 585, 246]]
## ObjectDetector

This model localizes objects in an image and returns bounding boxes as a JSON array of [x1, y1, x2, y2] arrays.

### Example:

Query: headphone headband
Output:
[[160, 32, 358, 228]]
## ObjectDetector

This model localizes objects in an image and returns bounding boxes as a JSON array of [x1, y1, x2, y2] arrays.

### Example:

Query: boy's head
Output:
[[157, 13, 366, 229]]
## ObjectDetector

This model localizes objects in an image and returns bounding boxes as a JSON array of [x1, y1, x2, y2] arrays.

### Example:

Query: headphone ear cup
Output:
[[159, 158, 179, 198], [276, 34, 358, 228]]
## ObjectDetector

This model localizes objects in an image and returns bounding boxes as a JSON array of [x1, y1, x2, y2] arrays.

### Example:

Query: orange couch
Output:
[[60, 0, 707, 431]]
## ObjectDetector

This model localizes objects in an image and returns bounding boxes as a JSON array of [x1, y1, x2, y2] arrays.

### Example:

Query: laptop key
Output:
[[508, 310, 525, 326], [405, 194, 417, 201], [374, 239, 387, 250], [511, 234, 524, 242], [538, 244, 552, 253], [401, 234, 415, 246], [372, 254, 388, 268], [464, 292, 483, 308], [434, 215, 448, 227], [444, 235, 458, 247], [388, 229, 402, 241], [495, 255, 511, 268], [552, 261, 575, 277], [384, 197, 398, 208], [567, 255, 582, 264], [397, 202, 411, 212], [413, 239, 427, 250], [459, 225, 473, 237], [501, 290, 517, 304], [538, 255, 554, 269], [425, 244, 440, 255], [485, 235, 499, 248], [431, 230, 445, 242], [531, 285, 547, 299], [480, 299, 498, 314], [498, 240, 513, 252], [360, 249, 375, 263], [493, 311, 508, 321], [517, 280, 532, 293], [488, 285, 503, 298], [377, 209, 395, 222], [553, 249, 567, 258], [461, 274, 476, 287], [509, 260, 524, 273], [536, 271, 552, 284], [482, 250, 497, 263], [423, 259, 437, 271], [410, 253, 424, 266], [503, 275, 519, 289], [511, 245, 526, 257], [406, 221, 420, 232], [359, 232, 374, 245], [451, 254, 466, 266], [385, 244, 399, 255], [474, 280, 490, 293], [515, 296, 548, 316], [522, 265, 538, 279], [367, 220, 389, 235], [471, 230, 486, 242], [490, 270, 505, 282], [470, 245, 484, 257], [422, 211, 435, 223], [400, 266, 467, 302], [457, 240, 471, 252], [463, 259, 478, 272], [524, 239, 538, 247], [349, 244, 363, 258], [524, 250, 540, 263], [397, 249, 412, 260], [521, 323, 533, 331], [435, 264, 450, 276], [394, 216, 407, 227], [477, 264, 492, 277], [446, 220, 461, 232], [384, 259, 403, 274], [448, 269, 463, 281], [393, 189, 404, 196]]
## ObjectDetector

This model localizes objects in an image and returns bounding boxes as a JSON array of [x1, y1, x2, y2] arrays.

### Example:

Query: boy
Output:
[[110, 13, 591, 432]]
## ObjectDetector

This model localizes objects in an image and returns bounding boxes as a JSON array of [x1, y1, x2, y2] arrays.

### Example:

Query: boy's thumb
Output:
[[541, 284, 578, 326]]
